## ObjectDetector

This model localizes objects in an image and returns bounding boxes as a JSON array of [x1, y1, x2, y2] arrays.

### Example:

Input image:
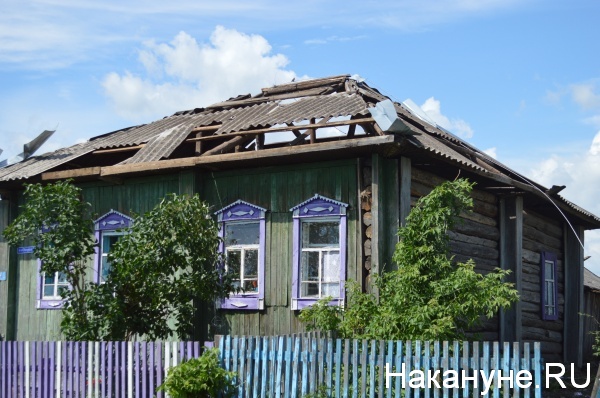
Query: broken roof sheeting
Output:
[[1, 74, 599, 227]]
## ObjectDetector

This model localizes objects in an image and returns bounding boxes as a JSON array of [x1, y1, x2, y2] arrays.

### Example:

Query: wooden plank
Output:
[[42, 166, 102, 180], [187, 118, 376, 142], [101, 135, 396, 176], [563, 224, 584, 366]]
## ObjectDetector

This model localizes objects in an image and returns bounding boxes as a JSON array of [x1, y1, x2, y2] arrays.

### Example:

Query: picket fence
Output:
[[216, 334, 543, 398], [1, 337, 544, 398], [0, 340, 202, 398]]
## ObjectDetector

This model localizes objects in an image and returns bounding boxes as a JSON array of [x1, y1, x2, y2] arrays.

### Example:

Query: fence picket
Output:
[[0, 337, 544, 398]]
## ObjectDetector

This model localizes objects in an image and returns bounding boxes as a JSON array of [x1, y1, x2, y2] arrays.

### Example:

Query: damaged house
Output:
[[0, 75, 597, 364]]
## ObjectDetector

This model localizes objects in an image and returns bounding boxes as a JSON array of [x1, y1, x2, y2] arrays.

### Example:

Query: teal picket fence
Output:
[[216, 334, 543, 398]]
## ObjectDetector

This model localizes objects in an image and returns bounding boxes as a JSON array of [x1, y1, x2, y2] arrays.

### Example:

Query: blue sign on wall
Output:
[[0, 272, 6, 281], [17, 246, 35, 255]]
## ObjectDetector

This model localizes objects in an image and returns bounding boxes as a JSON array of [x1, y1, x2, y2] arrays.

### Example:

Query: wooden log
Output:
[[523, 237, 561, 254], [523, 224, 563, 250], [202, 135, 251, 156], [42, 167, 101, 181], [363, 212, 372, 227], [450, 240, 499, 261], [411, 168, 497, 204], [522, 315, 564, 332], [522, 326, 563, 342], [452, 218, 500, 241], [448, 231, 497, 248], [458, 211, 497, 227], [523, 211, 563, 238]]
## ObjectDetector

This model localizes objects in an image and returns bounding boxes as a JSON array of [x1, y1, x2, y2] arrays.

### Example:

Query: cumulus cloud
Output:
[[102, 27, 297, 121], [420, 97, 474, 139], [529, 131, 600, 274]]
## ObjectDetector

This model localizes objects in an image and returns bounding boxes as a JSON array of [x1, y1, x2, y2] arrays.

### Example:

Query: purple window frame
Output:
[[215, 200, 266, 310], [36, 260, 68, 310], [93, 210, 133, 284], [541, 251, 559, 321], [290, 194, 348, 310]]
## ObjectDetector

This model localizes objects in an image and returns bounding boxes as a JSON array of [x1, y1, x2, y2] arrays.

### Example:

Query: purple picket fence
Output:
[[0, 341, 203, 398]]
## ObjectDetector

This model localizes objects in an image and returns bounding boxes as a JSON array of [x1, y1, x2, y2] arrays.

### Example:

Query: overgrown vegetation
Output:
[[4, 181, 232, 340], [157, 348, 236, 398], [300, 178, 519, 341], [3, 181, 97, 340]]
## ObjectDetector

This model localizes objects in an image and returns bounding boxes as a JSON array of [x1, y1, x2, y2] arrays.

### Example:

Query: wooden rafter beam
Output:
[[93, 145, 145, 155], [100, 135, 398, 176], [42, 167, 102, 181], [202, 135, 253, 156], [186, 117, 375, 142], [288, 116, 332, 146]]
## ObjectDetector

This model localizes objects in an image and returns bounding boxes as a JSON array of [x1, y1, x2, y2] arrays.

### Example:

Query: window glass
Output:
[[225, 222, 260, 294], [300, 220, 340, 299], [225, 223, 259, 246], [303, 222, 339, 246], [100, 233, 124, 283]]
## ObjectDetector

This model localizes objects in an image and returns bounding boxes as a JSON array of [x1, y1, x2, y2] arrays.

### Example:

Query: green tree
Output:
[[300, 178, 519, 341], [3, 180, 97, 340], [90, 193, 231, 341], [4, 181, 231, 341]]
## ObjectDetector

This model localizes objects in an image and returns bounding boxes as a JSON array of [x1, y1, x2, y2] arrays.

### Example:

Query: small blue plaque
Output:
[[17, 246, 35, 255], [0, 272, 6, 281]]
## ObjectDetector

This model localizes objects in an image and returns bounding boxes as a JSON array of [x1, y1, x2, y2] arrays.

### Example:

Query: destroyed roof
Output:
[[1, 74, 599, 227]]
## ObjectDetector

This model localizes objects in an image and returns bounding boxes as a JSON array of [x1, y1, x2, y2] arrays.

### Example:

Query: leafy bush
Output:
[[158, 348, 236, 398], [301, 178, 519, 341]]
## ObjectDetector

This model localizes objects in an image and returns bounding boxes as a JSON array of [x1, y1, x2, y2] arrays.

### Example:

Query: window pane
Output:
[[301, 251, 320, 281], [57, 272, 68, 283], [227, 250, 241, 278], [103, 235, 121, 253], [225, 223, 259, 246], [57, 285, 68, 296], [44, 274, 55, 284], [43, 285, 55, 297], [303, 222, 339, 247], [243, 280, 258, 293], [322, 251, 340, 282], [322, 283, 340, 298], [301, 282, 319, 298], [244, 249, 258, 278], [101, 257, 111, 282], [545, 261, 554, 280]]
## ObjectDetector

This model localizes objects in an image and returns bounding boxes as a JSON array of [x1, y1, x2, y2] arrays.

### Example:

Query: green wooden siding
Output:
[[9, 174, 181, 341], [200, 160, 359, 338]]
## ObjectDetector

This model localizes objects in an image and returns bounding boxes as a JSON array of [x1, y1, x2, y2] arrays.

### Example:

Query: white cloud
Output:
[[304, 35, 367, 45], [570, 82, 600, 110], [483, 147, 497, 159], [529, 131, 600, 275], [420, 97, 474, 139], [102, 27, 297, 122]]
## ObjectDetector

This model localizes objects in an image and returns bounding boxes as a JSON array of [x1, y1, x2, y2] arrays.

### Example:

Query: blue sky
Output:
[[2, 0, 600, 273]]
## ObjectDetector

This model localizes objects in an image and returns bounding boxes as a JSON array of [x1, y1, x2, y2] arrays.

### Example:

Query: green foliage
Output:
[[4, 181, 231, 341], [89, 193, 231, 341], [157, 348, 236, 398], [301, 178, 519, 341], [3, 180, 98, 340]]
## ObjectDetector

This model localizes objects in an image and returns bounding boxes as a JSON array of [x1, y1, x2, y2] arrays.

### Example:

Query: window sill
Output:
[[217, 296, 264, 310], [37, 299, 65, 310], [291, 297, 343, 310]]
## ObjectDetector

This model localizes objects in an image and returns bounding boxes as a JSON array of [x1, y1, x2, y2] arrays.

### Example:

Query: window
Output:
[[216, 200, 266, 310], [291, 194, 347, 310], [37, 258, 69, 310], [541, 251, 558, 321], [93, 210, 133, 284]]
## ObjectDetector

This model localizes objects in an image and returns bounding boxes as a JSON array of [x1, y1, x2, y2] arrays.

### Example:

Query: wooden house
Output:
[[0, 75, 597, 364], [583, 267, 600, 363]]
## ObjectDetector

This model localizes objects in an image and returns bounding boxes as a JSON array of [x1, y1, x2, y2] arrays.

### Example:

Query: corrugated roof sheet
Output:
[[1, 74, 599, 227], [585, 267, 600, 291]]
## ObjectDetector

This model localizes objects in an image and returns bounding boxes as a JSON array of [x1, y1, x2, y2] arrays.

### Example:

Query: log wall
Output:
[[521, 210, 564, 361], [410, 168, 500, 341]]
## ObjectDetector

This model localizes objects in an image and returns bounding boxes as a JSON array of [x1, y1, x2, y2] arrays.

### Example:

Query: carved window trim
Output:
[[93, 210, 133, 284], [215, 200, 266, 310], [290, 194, 348, 310]]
